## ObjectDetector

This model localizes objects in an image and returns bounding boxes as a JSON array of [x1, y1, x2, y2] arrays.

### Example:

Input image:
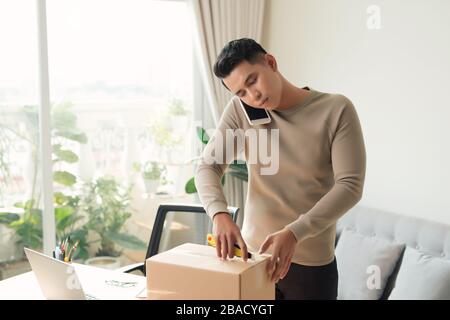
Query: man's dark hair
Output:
[[213, 38, 267, 90]]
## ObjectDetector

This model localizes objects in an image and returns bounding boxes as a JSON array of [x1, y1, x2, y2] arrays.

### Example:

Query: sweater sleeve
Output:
[[285, 97, 366, 243], [194, 99, 242, 221]]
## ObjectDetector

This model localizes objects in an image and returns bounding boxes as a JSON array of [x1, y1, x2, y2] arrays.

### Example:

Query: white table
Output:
[[0, 263, 147, 300]]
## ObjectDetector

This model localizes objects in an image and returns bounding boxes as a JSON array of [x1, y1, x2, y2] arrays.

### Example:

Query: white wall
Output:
[[262, 0, 450, 225]]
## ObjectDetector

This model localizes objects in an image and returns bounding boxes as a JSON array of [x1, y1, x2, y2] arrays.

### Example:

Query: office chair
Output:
[[118, 203, 239, 275]]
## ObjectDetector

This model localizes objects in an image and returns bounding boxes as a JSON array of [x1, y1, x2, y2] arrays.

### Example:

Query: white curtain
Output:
[[187, 0, 266, 227]]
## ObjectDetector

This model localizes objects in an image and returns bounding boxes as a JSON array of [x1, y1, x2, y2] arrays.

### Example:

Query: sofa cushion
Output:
[[335, 229, 405, 300], [388, 247, 450, 300]]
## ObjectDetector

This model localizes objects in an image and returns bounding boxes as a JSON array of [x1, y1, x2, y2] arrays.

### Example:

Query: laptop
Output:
[[24, 247, 146, 300]]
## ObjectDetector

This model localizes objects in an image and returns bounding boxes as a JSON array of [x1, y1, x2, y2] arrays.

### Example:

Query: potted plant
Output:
[[53, 192, 90, 261], [143, 161, 166, 194], [133, 161, 167, 194], [0, 102, 89, 263], [81, 177, 146, 269], [0, 194, 90, 261], [168, 98, 190, 132], [148, 112, 184, 164]]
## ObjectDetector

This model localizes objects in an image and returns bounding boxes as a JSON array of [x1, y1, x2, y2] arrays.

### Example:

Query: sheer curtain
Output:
[[187, 0, 266, 227]]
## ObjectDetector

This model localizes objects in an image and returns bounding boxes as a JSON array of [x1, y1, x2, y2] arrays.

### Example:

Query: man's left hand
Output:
[[259, 228, 297, 283]]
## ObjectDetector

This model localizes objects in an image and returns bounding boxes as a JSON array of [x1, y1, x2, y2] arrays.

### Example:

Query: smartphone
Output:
[[238, 98, 271, 125]]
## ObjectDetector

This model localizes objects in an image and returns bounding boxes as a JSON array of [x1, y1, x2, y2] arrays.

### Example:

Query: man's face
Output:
[[222, 54, 282, 110]]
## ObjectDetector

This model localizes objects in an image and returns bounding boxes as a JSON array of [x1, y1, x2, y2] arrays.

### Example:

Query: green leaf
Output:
[[105, 232, 147, 251], [55, 206, 77, 231], [53, 171, 77, 186], [9, 219, 24, 228], [55, 206, 73, 221], [66, 195, 80, 208], [227, 161, 248, 181], [221, 175, 226, 185], [226, 170, 248, 182], [54, 192, 68, 205], [142, 161, 166, 180], [52, 144, 62, 151], [70, 227, 87, 237], [185, 177, 197, 194], [63, 228, 89, 261], [72, 246, 89, 261], [132, 162, 141, 172], [54, 129, 88, 144], [196, 127, 210, 145], [229, 161, 248, 173], [28, 208, 43, 225], [53, 148, 79, 163], [25, 199, 36, 210], [12, 218, 43, 249], [67, 228, 88, 244], [4, 200, 43, 249], [13, 199, 35, 210], [0, 212, 20, 224], [13, 202, 24, 209], [52, 102, 77, 130], [229, 167, 248, 178]]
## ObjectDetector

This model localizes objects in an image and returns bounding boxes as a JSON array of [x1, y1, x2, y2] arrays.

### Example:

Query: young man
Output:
[[194, 38, 366, 300]]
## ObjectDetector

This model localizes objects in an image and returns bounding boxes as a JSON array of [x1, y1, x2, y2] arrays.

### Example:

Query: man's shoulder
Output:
[[222, 96, 247, 126], [313, 90, 356, 116], [314, 89, 354, 106], [224, 95, 240, 114]]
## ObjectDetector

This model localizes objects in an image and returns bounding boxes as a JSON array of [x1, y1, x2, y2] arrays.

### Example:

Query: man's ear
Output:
[[265, 54, 277, 71]]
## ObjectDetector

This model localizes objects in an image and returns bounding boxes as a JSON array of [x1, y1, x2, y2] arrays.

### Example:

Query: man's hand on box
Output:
[[259, 228, 297, 283], [212, 212, 249, 261]]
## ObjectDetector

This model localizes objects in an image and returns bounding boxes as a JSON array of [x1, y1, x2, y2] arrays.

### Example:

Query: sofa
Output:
[[335, 205, 450, 300]]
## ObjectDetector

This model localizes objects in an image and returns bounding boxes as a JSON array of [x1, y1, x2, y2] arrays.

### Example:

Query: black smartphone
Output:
[[238, 99, 271, 125]]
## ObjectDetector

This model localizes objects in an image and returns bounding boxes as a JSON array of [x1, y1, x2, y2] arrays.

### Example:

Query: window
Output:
[[0, 1, 43, 278], [0, 0, 197, 279]]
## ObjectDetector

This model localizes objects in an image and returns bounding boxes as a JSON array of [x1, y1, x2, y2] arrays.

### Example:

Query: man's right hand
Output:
[[212, 212, 249, 261]]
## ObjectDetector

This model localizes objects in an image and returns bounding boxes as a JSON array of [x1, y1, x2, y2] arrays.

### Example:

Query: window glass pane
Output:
[[0, 1, 42, 279], [46, 0, 196, 267]]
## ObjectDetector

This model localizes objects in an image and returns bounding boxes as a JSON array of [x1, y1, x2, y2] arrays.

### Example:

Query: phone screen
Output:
[[240, 99, 270, 120]]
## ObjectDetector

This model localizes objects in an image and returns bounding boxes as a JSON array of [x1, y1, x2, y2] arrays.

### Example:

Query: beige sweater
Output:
[[194, 88, 366, 266]]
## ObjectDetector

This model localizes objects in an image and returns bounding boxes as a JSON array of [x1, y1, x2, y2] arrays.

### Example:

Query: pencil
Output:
[[67, 240, 79, 261]]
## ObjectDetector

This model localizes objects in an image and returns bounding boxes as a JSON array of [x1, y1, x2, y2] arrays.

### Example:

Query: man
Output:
[[194, 38, 366, 300]]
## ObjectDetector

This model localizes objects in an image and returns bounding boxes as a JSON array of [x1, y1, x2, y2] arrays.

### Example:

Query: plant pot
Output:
[[84, 256, 121, 270], [143, 179, 159, 194]]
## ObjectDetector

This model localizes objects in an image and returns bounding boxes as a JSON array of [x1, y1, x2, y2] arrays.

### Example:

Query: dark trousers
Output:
[[275, 257, 338, 300]]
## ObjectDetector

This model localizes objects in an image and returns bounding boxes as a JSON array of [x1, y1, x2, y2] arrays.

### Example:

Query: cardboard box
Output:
[[146, 243, 275, 300]]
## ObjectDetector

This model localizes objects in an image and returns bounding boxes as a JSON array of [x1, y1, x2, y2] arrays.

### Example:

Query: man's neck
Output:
[[275, 79, 311, 111]]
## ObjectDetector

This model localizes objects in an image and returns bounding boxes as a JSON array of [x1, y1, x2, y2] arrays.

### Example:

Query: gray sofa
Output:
[[335, 205, 450, 300]]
